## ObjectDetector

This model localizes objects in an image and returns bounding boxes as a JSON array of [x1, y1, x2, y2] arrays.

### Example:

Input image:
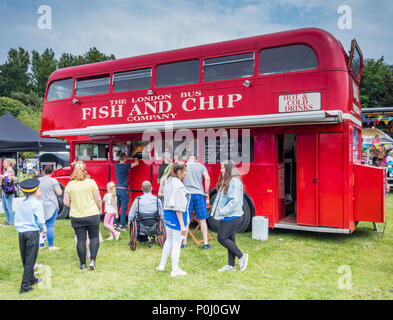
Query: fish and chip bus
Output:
[[40, 27, 386, 233]]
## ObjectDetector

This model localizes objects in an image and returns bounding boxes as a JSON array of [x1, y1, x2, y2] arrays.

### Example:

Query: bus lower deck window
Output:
[[76, 75, 110, 96], [203, 52, 254, 82], [259, 44, 318, 75], [76, 143, 109, 161]]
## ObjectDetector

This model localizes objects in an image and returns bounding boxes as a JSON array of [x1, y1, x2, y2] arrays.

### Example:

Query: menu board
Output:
[[204, 137, 253, 164]]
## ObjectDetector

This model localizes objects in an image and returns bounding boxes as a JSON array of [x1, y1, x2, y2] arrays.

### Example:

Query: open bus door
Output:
[[348, 39, 363, 82], [353, 164, 387, 224]]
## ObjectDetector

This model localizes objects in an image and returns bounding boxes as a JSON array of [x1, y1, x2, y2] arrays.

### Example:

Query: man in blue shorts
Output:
[[182, 154, 211, 249]]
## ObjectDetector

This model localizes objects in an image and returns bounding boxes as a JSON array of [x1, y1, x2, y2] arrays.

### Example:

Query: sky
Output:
[[0, 0, 392, 65]]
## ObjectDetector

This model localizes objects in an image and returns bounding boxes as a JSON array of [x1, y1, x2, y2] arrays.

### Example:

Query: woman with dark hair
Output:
[[157, 162, 190, 277], [38, 166, 63, 250], [211, 160, 248, 272], [1, 158, 17, 226], [64, 161, 102, 270]]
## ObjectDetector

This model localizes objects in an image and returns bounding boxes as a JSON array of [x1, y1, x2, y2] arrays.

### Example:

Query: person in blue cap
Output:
[[14, 178, 46, 294]]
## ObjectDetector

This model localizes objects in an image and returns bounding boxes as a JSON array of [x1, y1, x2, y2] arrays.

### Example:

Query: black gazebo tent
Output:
[[0, 112, 69, 153]]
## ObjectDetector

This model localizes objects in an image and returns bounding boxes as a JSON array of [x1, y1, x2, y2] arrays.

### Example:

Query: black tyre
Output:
[[129, 220, 137, 251], [56, 184, 69, 219], [207, 192, 253, 233], [157, 217, 166, 247]]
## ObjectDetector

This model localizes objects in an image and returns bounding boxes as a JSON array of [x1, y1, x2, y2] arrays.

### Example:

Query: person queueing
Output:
[[211, 160, 249, 272], [1, 158, 17, 226], [181, 154, 211, 249], [114, 151, 139, 231], [64, 161, 102, 271], [103, 181, 120, 241], [14, 178, 46, 294], [128, 181, 164, 244], [157, 162, 190, 277], [38, 165, 63, 250]]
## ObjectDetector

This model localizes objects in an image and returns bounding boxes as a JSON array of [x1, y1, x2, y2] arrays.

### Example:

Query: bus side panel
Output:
[[243, 164, 276, 227]]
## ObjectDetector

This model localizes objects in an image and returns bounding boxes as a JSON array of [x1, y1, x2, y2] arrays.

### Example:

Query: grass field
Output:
[[1, 195, 393, 300]]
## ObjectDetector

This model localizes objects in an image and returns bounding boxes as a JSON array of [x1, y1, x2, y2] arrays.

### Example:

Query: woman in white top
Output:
[[103, 182, 120, 240]]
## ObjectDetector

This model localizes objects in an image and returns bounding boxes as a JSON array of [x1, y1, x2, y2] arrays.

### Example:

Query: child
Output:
[[103, 182, 120, 240], [157, 162, 190, 277], [14, 178, 47, 294]]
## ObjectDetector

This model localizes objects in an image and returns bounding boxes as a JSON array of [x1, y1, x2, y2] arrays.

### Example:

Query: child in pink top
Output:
[[103, 182, 120, 240]]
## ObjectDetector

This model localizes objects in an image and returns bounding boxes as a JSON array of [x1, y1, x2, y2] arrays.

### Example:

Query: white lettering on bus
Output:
[[81, 92, 241, 121], [99, 106, 109, 119], [111, 105, 123, 118], [182, 98, 196, 111], [181, 94, 242, 112], [227, 94, 242, 108], [199, 96, 215, 110]]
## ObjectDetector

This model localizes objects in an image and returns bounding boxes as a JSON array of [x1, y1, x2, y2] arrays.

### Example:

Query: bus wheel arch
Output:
[[56, 183, 69, 219], [207, 188, 254, 233]]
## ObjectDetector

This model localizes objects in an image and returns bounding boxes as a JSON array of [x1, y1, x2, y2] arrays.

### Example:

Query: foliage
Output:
[[9, 91, 43, 111], [31, 48, 58, 97], [0, 46, 115, 131], [0, 47, 31, 97], [58, 47, 115, 68], [0, 96, 26, 118], [360, 57, 393, 108]]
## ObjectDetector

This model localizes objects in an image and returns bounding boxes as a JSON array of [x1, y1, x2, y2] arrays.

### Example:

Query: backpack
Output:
[[2, 176, 15, 197]]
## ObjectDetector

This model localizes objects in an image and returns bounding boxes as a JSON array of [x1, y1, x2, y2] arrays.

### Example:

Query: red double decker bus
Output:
[[41, 28, 386, 233]]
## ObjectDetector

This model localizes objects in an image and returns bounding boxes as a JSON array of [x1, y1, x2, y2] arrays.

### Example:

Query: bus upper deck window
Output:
[[259, 44, 318, 75], [203, 52, 254, 82], [156, 60, 200, 87], [76, 75, 110, 96], [113, 68, 152, 92], [46, 78, 73, 101]]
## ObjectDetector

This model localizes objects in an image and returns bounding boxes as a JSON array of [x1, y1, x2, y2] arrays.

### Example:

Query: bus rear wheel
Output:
[[56, 183, 69, 219], [207, 193, 252, 233]]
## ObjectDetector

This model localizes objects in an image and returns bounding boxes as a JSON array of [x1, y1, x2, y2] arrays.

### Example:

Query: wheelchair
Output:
[[129, 196, 166, 250]]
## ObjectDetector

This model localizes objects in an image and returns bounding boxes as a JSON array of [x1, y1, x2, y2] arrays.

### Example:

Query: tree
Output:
[[0, 48, 31, 97], [57, 47, 115, 68], [360, 57, 393, 108], [31, 48, 58, 97], [9, 91, 43, 111], [0, 96, 26, 117], [83, 47, 115, 64]]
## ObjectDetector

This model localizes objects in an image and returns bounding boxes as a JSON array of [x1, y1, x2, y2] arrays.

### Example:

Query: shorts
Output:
[[188, 194, 209, 220]]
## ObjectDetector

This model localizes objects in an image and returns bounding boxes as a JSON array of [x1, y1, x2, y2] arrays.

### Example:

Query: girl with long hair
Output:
[[103, 182, 120, 240], [211, 160, 248, 272]]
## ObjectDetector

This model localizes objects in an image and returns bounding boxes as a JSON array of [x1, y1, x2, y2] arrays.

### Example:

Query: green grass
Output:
[[1, 196, 393, 300]]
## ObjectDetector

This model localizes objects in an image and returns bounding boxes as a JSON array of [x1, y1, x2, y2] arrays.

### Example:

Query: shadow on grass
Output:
[[267, 224, 383, 243]]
